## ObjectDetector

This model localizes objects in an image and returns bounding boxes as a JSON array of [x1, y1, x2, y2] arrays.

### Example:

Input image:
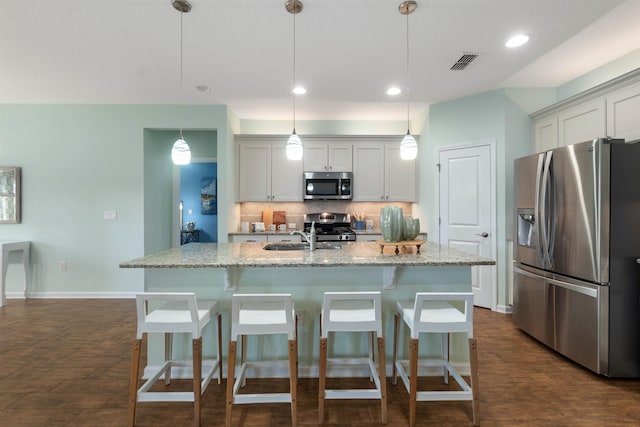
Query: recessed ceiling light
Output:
[[196, 85, 212, 92], [506, 34, 529, 48], [387, 87, 401, 96], [292, 86, 306, 95]]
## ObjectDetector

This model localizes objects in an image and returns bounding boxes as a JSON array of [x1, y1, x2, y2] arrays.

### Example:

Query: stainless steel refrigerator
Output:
[[513, 137, 640, 377]]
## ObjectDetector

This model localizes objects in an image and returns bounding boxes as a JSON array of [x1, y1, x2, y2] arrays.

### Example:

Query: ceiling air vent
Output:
[[450, 53, 479, 71]]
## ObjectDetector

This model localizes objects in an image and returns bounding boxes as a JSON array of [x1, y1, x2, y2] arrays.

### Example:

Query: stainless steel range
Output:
[[303, 212, 356, 241]]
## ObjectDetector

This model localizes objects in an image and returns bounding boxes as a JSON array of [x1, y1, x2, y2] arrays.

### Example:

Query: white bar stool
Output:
[[226, 293, 298, 427], [128, 292, 222, 427], [318, 291, 387, 424], [392, 292, 479, 427]]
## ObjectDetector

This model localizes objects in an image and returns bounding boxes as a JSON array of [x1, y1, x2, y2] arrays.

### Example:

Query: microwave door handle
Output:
[[534, 153, 545, 265]]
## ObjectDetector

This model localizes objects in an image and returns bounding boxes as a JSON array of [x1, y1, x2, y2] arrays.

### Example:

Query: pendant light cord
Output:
[[179, 10, 185, 140], [405, 6, 410, 133], [292, 9, 297, 132]]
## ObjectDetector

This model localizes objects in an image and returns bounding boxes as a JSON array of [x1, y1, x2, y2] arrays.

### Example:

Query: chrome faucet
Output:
[[290, 221, 317, 251]]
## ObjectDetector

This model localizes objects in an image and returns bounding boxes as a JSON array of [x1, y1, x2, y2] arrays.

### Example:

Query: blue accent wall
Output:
[[180, 162, 218, 242]]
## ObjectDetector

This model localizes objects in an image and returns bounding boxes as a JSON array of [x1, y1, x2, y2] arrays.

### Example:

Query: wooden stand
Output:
[[376, 239, 424, 255]]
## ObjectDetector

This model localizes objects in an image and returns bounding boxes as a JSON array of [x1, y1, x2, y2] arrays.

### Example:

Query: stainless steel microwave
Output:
[[303, 171, 352, 200]]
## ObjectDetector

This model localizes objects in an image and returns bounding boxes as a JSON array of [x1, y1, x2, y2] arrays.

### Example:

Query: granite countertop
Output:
[[119, 241, 494, 269]]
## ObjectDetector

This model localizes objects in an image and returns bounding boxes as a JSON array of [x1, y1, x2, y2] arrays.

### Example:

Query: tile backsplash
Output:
[[238, 201, 413, 231]]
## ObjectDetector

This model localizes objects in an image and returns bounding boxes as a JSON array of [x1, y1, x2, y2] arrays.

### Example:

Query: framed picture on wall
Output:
[[201, 177, 217, 215], [0, 166, 21, 224]]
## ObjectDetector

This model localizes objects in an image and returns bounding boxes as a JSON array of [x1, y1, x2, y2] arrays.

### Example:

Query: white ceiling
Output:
[[1, 0, 640, 121]]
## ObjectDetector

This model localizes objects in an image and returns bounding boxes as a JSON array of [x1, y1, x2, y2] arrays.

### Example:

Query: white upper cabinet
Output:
[[271, 144, 303, 201], [558, 98, 606, 147], [353, 142, 416, 202], [531, 70, 640, 152], [238, 140, 302, 202], [606, 81, 640, 142], [533, 116, 559, 152], [353, 144, 385, 201], [303, 142, 352, 171], [238, 143, 271, 201], [385, 144, 416, 202]]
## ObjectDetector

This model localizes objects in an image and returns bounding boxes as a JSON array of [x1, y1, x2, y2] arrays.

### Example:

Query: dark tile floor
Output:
[[1, 299, 640, 426]]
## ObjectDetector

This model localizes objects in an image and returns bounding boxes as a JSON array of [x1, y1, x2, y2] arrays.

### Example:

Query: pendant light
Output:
[[171, 0, 192, 165], [285, 0, 303, 161], [399, 1, 417, 161]]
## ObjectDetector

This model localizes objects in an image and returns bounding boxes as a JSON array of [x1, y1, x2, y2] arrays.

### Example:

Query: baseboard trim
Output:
[[496, 304, 513, 314], [7, 291, 136, 299]]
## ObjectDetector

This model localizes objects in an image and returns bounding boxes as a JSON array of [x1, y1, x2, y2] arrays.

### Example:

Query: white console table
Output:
[[1, 241, 31, 307]]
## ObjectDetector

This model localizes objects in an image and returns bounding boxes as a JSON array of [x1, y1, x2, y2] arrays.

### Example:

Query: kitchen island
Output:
[[120, 241, 494, 377]]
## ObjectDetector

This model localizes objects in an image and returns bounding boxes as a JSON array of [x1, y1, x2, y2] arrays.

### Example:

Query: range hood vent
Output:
[[450, 52, 479, 70]]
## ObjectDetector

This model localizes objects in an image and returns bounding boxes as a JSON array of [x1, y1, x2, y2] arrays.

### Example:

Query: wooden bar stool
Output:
[[318, 291, 387, 424], [226, 293, 298, 427], [129, 292, 222, 427], [392, 292, 479, 426]]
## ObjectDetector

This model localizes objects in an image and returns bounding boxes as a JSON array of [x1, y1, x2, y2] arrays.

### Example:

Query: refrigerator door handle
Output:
[[545, 276, 598, 298], [515, 266, 598, 299], [534, 153, 546, 264], [514, 265, 543, 281], [540, 151, 553, 267]]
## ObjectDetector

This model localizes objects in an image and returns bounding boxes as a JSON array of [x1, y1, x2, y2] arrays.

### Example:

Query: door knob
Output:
[[477, 232, 489, 238]]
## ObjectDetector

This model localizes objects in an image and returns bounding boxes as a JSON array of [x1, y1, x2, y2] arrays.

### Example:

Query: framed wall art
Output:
[[0, 167, 21, 224]]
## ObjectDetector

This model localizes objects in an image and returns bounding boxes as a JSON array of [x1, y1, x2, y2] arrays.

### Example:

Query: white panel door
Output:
[[438, 143, 495, 309]]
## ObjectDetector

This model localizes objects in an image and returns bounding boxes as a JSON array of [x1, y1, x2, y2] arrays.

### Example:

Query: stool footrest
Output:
[[324, 389, 382, 400], [233, 393, 292, 404], [395, 359, 472, 401], [138, 391, 197, 403], [138, 359, 220, 398]]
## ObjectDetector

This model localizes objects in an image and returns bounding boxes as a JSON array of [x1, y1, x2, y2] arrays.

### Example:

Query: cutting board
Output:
[[262, 209, 273, 226], [273, 211, 286, 226]]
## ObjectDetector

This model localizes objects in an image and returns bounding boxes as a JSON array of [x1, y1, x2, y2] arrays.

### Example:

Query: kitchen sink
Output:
[[263, 242, 342, 251]]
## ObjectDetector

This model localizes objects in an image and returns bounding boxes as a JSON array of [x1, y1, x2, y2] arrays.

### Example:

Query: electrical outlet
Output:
[[295, 309, 305, 326], [59, 261, 67, 271], [103, 210, 117, 220]]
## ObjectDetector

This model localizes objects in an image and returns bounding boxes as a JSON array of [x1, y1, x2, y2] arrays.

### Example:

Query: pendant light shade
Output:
[[172, 0, 191, 165], [399, 1, 417, 161], [286, 130, 303, 160], [400, 131, 418, 160], [172, 138, 191, 165], [286, 0, 303, 160]]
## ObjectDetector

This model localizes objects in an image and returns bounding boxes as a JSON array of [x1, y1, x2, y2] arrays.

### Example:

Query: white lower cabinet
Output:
[[358, 234, 382, 243], [267, 234, 302, 243], [228, 234, 303, 243], [229, 234, 268, 243]]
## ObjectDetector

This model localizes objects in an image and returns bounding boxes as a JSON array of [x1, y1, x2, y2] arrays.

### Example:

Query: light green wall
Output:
[[558, 48, 640, 101], [0, 104, 231, 296], [425, 90, 531, 308]]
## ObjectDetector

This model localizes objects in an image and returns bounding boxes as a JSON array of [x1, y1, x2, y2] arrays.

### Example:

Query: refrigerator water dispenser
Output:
[[517, 208, 536, 248]]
